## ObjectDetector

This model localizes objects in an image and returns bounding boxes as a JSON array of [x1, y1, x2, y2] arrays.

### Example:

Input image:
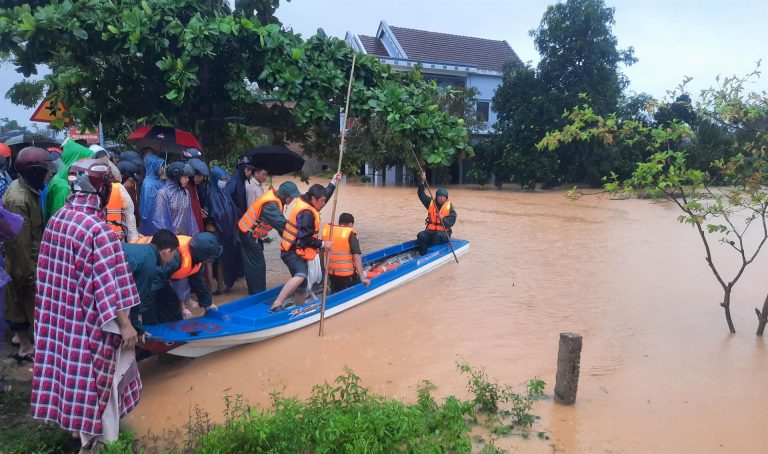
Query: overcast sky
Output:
[[2, 0, 767, 127]]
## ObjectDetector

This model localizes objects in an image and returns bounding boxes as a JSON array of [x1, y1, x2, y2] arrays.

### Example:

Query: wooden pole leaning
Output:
[[319, 53, 357, 337], [409, 147, 459, 264]]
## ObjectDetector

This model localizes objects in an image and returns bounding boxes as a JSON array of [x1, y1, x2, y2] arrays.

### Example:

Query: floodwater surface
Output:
[[126, 181, 768, 453]]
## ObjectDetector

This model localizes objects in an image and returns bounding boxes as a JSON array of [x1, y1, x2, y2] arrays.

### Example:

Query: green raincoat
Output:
[[45, 140, 93, 220]]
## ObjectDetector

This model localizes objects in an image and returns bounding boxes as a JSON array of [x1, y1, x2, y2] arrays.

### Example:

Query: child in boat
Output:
[[321, 212, 371, 293]]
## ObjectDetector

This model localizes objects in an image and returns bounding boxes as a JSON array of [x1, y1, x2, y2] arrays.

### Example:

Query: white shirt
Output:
[[245, 178, 264, 207]]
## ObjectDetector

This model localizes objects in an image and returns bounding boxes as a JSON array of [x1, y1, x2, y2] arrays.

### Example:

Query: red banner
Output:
[[68, 126, 100, 144]]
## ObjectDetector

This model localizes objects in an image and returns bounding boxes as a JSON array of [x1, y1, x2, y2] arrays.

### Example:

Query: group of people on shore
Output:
[[0, 138, 457, 450]]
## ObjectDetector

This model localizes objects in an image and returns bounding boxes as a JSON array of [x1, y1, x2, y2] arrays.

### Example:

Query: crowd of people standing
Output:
[[0, 137, 457, 451]]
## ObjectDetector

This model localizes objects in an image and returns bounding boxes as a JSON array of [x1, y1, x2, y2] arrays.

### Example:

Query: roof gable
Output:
[[388, 25, 522, 72], [358, 35, 390, 57]]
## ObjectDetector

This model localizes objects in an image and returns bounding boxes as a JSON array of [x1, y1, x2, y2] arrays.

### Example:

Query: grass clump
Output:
[[457, 361, 548, 439], [0, 381, 77, 454], [196, 368, 474, 453]]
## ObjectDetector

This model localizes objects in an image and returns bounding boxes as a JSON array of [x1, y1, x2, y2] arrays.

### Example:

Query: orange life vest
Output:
[[426, 200, 452, 232], [366, 263, 400, 278], [105, 182, 125, 240], [130, 235, 200, 280], [280, 197, 320, 261], [321, 225, 356, 277], [237, 189, 283, 239]]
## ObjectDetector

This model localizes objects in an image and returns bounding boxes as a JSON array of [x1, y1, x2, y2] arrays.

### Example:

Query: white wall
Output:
[[467, 73, 503, 131]]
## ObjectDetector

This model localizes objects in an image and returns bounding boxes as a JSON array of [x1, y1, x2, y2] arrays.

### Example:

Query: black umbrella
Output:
[[244, 145, 304, 175], [0, 130, 60, 154]]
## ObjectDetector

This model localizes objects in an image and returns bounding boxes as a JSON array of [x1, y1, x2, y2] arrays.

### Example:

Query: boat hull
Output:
[[144, 239, 469, 358]]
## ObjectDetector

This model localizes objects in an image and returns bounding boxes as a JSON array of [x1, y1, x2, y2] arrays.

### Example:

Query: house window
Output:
[[476, 101, 490, 122]]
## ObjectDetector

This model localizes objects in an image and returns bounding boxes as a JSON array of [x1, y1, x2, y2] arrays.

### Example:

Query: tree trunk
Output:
[[755, 292, 768, 336], [721, 290, 736, 333]]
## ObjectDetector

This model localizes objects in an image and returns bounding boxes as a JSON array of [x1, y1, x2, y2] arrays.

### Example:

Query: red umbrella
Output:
[[125, 125, 202, 154]]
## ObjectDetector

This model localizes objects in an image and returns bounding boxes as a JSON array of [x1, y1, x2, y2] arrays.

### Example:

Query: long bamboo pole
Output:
[[319, 53, 357, 337], [409, 147, 459, 264]]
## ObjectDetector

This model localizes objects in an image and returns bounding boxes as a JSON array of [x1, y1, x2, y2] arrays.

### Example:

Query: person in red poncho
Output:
[[32, 158, 141, 452]]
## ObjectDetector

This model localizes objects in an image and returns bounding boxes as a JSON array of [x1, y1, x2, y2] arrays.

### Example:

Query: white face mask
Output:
[[217, 180, 227, 189]]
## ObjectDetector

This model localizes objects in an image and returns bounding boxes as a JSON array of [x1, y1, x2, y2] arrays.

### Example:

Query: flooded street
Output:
[[126, 181, 768, 453]]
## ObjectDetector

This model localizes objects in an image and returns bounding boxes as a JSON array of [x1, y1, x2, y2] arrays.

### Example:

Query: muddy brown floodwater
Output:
[[126, 180, 768, 453]]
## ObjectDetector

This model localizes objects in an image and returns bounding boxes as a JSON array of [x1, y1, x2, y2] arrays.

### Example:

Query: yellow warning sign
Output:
[[30, 99, 69, 124]]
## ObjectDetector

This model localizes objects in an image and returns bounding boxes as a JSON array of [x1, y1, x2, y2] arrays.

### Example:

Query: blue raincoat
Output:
[[207, 166, 239, 288], [139, 155, 164, 235], [225, 165, 249, 217]]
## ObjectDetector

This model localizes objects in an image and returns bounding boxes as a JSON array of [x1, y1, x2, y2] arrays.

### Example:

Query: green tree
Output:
[[539, 69, 768, 335], [654, 93, 696, 127], [0, 0, 469, 166], [0, 117, 27, 134], [533, 0, 636, 184], [487, 63, 559, 188], [484, 0, 636, 188], [532, 0, 636, 116], [345, 84, 478, 176]]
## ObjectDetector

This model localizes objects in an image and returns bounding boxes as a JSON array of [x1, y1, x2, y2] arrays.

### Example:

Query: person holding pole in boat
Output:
[[237, 181, 302, 294], [321, 212, 370, 293], [269, 174, 341, 313], [416, 172, 456, 256]]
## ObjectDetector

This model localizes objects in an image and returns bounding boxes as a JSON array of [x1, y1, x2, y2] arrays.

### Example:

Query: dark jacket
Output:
[[122, 243, 173, 334], [295, 183, 336, 250], [3, 179, 44, 281]]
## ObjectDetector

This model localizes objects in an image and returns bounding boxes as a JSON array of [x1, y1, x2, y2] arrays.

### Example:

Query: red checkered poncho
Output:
[[32, 193, 141, 435]]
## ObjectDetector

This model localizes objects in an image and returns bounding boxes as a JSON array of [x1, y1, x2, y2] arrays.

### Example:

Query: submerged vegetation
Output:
[[1, 364, 547, 453]]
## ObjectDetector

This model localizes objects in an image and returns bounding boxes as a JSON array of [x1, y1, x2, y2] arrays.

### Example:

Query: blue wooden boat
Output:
[[143, 239, 470, 357]]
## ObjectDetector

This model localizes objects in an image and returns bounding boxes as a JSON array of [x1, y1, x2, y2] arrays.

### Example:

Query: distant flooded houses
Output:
[[345, 21, 522, 185]]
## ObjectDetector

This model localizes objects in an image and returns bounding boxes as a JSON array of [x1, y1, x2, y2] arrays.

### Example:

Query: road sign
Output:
[[68, 126, 100, 144], [30, 99, 69, 124]]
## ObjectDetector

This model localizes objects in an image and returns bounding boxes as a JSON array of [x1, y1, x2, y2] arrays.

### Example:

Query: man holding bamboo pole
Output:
[[269, 173, 341, 313], [416, 172, 457, 256]]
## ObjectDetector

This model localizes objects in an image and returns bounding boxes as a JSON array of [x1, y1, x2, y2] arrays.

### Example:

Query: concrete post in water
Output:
[[554, 332, 582, 405]]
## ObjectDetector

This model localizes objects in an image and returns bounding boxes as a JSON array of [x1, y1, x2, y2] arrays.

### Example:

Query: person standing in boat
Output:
[[269, 174, 341, 313], [416, 172, 456, 256], [321, 213, 370, 293], [237, 181, 301, 294]]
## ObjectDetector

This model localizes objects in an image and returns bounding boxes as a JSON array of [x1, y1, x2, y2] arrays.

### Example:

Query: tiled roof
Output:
[[389, 25, 522, 72], [358, 35, 389, 57]]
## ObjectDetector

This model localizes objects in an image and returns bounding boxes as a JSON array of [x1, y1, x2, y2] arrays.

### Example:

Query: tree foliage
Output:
[[477, 0, 636, 188], [344, 84, 478, 175], [539, 67, 768, 335], [0, 0, 469, 165]]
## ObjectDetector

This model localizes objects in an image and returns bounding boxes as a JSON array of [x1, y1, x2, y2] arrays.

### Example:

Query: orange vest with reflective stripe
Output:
[[280, 197, 320, 261], [237, 189, 283, 239], [130, 235, 200, 280], [426, 200, 452, 232], [321, 225, 355, 277], [105, 182, 125, 240]]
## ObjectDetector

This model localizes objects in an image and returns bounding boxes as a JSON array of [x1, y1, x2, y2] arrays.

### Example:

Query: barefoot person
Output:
[[269, 174, 341, 313], [32, 158, 141, 451]]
